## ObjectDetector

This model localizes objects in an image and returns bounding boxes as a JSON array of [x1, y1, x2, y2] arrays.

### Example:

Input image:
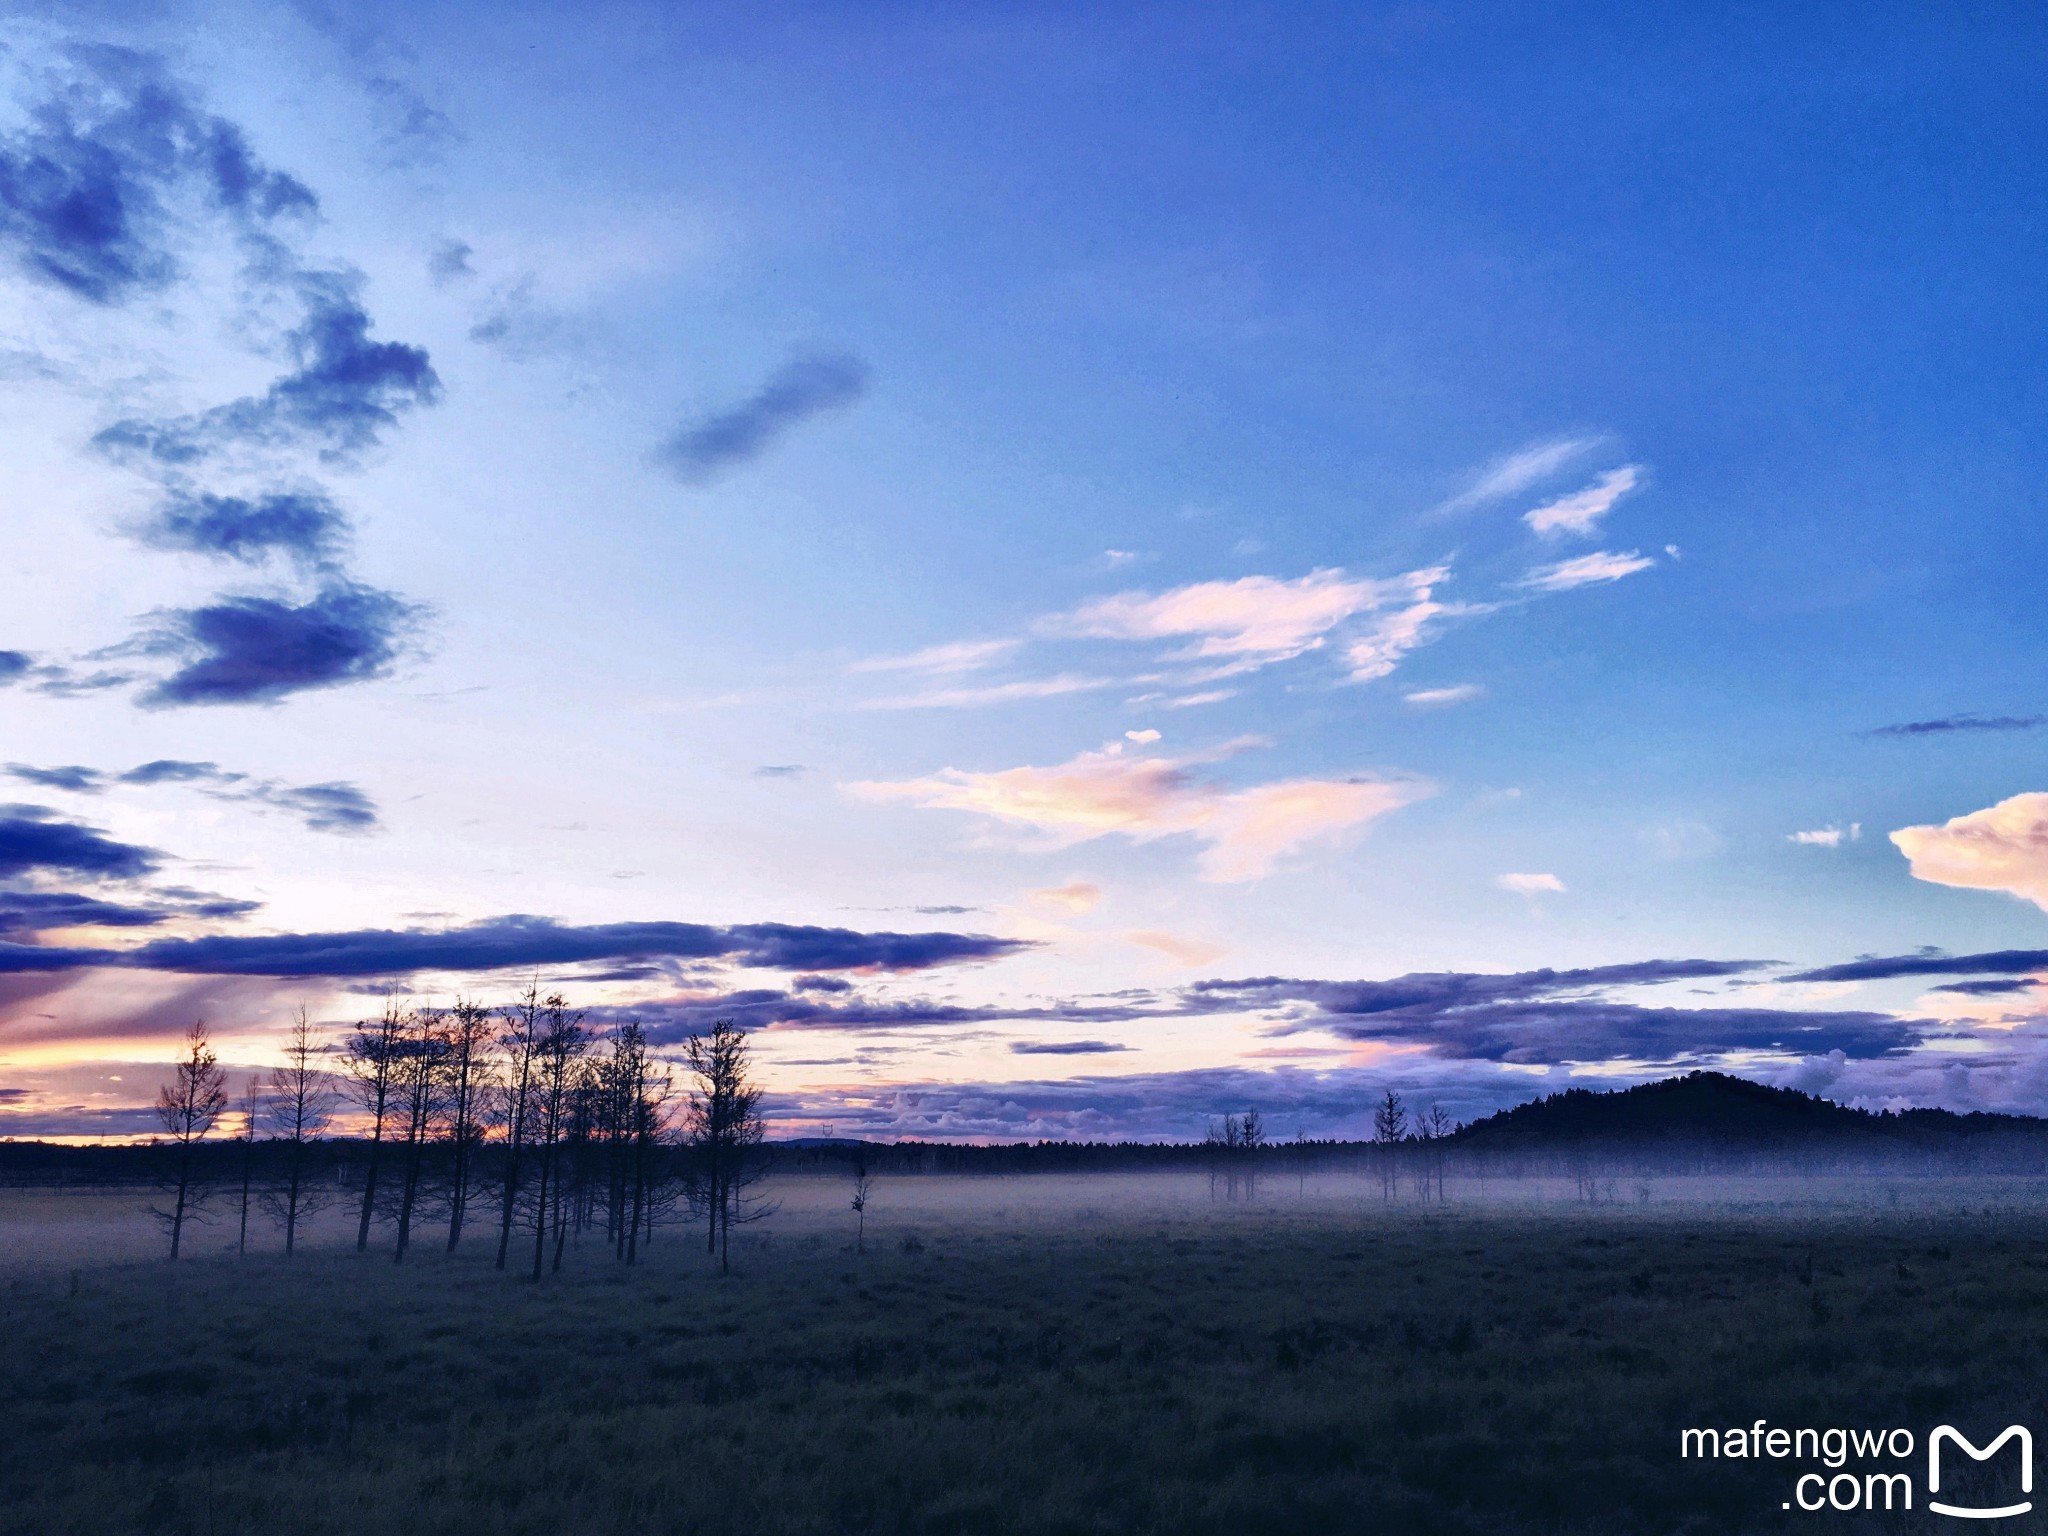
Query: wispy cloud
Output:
[[1869, 714, 2047, 738], [0, 46, 316, 306], [1497, 872, 1565, 895], [128, 489, 350, 570], [1050, 565, 1462, 689], [1517, 550, 1655, 593], [1523, 466, 1640, 538], [1404, 684, 1484, 708], [656, 353, 869, 484], [861, 675, 1119, 710], [1030, 881, 1102, 914], [5, 758, 380, 833], [1790, 824, 1860, 848], [1891, 792, 2048, 912], [849, 739, 1431, 881], [95, 268, 440, 467], [1124, 930, 1227, 966], [1051, 569, 1390, 669], [1437, 437, 1600, 515], [1340, 566, 1461, 682], [848, 638, 1019, 676], [427, 237, 474, 285], [4, 764, 104, 793]]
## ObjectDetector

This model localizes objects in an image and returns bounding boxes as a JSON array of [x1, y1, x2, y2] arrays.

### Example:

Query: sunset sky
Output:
[[4, 3, 2047, 1141]]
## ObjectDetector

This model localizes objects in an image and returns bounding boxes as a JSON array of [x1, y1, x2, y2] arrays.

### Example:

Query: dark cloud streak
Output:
[[1788, 950, 2048, 983], [0, 807, 159, 881], [136, 582, 423, 706], [0, 914, 1030, 979], [95, 270, 439, 466], [0, 46, 314, 305], [131, 489, 349, 567], [1868, 714, 2045, 737], [657, 353, 869, 483]]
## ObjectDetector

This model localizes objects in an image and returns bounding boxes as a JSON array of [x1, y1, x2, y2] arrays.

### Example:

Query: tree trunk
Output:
[[530, 1144, 552, 1282], [394, 1136, 425, 1263], [447, 1132, 469, 1252], [355, 1125, 384, 1253], [283, 1143, 303, 1257], [237, 1139, 253, 1255], [169, 1153, 190, 1261]]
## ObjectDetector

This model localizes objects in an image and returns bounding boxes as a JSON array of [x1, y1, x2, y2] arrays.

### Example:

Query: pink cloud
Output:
[[1892, 792, 2048, 911], [1051, 567, 1438, 673], [849, 740, 1430, 881]]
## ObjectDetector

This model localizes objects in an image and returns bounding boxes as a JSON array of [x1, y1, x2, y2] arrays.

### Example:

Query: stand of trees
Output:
[[133, 1004, 771, 1272]]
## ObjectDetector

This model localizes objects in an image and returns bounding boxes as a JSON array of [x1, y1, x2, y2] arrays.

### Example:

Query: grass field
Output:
[[3, 1172, 2045, 1534]]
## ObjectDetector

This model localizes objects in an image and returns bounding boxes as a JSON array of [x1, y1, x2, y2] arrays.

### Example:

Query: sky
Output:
[[3, 1, 2047, 1142]]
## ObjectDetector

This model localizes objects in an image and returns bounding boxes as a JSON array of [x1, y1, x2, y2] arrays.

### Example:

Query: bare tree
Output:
[[343, 996, 407, 1253], [682, 1018, 773, 1274], [527, 992, 588, 1280], [1205, 1113, 1242, 1201], [153, 1021, 229, 1260], [593, 1022, 671, 1265], [1422, 1103, 1454, 1203], [1240, 1108, 1264, 1201], [1372, 1088, 1407, 1202], [264, 1007, 336, 1257], [441, 997, 493, 1252], [493, 978, 546, 1271], [234, 1075, 261, 1255], [848, 1153, 873, 1255], [390, 1005, 446, 1264], [625, 1046, 675, 1264]]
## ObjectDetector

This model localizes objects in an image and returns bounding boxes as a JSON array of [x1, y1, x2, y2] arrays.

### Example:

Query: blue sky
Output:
[[3, 2, 2047, 1140]]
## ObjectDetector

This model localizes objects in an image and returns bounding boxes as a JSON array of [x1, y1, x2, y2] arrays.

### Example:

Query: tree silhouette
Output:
[[153, 1021, 229, 1260], [263, 1007, 336, 1257], [682, 1018, 773, 1273], [849, 1153, 873, 1255], [441, 997, 494, 1252], [343, 996, 407, 1252]]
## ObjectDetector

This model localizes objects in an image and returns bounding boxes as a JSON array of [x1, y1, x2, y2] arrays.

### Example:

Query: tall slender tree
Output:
[[441, 997, 493, 1252], [264, 1007, 336, 1257], [624, 1036, 672, 1265], [1372, 1088, 1407, 1203], [234, 1075, 261, 1255], [390, 1005, 446, 1263], [493, 978, 545, 1271], [153, 1021, 229, 1260], [682, 1018, 772, 1274], [528, 993, 588, 1281], [344, 996, 408, 1253], [1421, 1103, 1454, 1203]]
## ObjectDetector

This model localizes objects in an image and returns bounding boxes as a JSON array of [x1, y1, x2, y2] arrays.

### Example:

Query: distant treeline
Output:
[[4, 1073, 2048, 1212]]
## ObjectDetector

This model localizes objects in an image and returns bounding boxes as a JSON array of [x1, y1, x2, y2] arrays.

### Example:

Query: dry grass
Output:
[[2, 1172, 2045, 1534]]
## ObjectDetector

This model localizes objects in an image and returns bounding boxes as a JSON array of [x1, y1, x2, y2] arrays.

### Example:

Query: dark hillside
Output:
[[1457, 1070, 2043, 1148]]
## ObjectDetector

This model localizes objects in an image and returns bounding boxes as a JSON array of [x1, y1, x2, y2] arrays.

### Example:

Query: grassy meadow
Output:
[[3, 1171, 2046, 1535]]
